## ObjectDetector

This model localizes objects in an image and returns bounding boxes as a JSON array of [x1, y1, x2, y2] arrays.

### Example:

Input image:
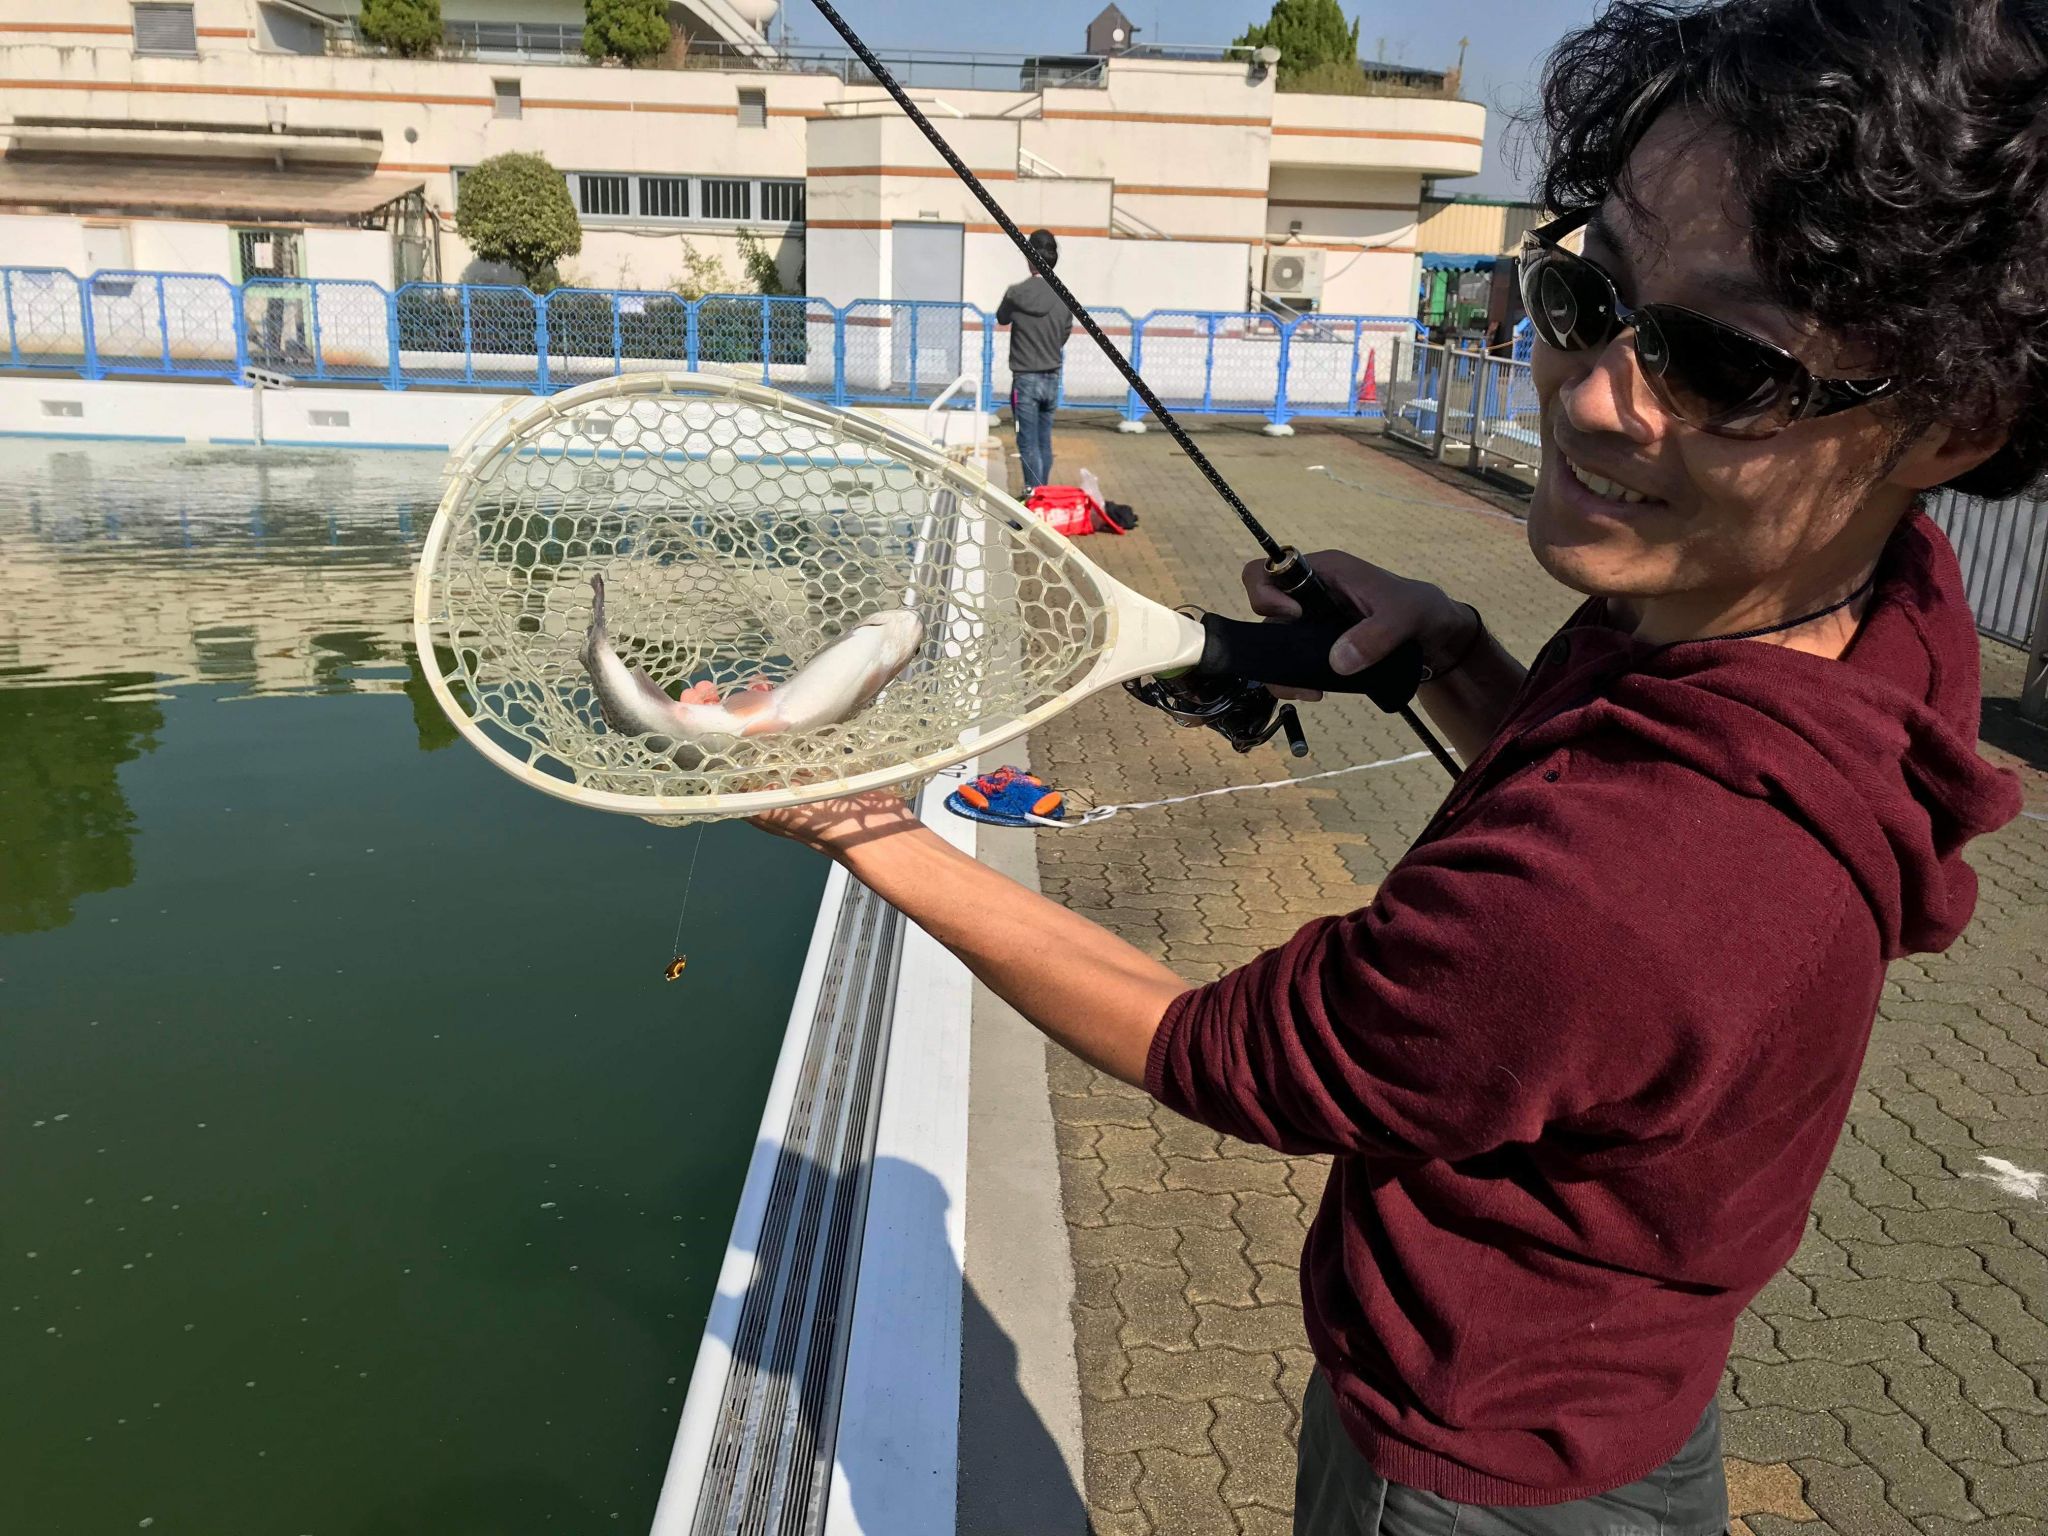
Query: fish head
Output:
[[855, 609, 927, 675]]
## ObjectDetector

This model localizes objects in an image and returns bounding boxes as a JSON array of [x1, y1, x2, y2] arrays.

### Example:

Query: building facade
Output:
[[0, 1, 1487, 320]]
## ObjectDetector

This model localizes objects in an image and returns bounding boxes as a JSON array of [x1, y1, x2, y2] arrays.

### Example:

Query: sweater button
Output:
[[1543, 768, 1561, 783]]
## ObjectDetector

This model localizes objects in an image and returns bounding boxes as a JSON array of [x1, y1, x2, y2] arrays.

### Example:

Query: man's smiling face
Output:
[[1526, 112, 1915, 615]]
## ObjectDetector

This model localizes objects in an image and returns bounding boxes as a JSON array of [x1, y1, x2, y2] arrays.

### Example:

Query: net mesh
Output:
[[418, 375, 1116, 820]]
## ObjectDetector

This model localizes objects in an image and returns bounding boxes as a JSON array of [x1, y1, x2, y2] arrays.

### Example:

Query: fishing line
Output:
[[671, 823, 706, 959], [804, 1, 1458, 780], [1026, 749, 1436, 826]]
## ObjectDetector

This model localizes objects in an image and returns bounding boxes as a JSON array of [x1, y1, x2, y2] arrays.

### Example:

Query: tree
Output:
[[360, 0, 442, 58], [455, 153, 583, 290], [584, 0, 672, 65], [1233, 0, 1362, 86]]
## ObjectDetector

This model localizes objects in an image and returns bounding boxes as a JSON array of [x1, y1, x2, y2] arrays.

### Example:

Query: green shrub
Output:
[[739, 231, 790, 296], [670, 241, 731, 301], [360, 0, 442, 58], [455, 153, 583, 290], [1234, 0, 1360, 85], [583, 0, 671, 65]]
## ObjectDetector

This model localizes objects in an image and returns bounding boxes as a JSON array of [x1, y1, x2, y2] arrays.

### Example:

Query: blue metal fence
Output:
[[0, 265, 1421, 425]]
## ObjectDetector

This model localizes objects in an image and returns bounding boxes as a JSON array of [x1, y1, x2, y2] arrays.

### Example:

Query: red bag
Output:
[[1024, 485, 1103, 538]]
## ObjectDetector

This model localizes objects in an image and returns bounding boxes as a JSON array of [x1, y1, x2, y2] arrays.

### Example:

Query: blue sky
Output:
[[786, 1, 1607, 197]]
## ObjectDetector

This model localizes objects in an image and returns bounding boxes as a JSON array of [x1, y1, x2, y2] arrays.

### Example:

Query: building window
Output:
[[738, 90, 768, 129], [761, 181, 805, 225], [639, 176, 690, 221], [577, 174, 632, 220], [701, 179, 752, 222], [493, 79, 523, 119], [132, 2, 197, 55]]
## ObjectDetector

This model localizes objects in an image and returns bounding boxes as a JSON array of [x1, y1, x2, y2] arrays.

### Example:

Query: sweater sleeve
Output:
[[1145, 764, 1854, 1163], [997, 286, 1017, 325]]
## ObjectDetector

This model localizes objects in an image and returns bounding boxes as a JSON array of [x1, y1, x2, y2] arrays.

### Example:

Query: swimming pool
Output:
[[0, 441, 828, 1532]]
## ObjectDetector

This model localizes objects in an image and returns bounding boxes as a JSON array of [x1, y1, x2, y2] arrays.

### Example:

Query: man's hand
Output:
[[1241, 550, 1478, 701], [749, 790, 923, 859]]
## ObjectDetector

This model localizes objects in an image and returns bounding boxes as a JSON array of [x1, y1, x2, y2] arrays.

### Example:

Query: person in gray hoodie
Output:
[[997, 230, 1076, 492]]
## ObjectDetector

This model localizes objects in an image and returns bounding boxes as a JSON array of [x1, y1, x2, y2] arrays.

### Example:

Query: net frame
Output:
[[413, 372, 1205, 821]]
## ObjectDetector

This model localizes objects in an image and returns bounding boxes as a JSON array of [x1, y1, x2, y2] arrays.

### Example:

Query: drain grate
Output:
[[690, 881, 904, 1536]]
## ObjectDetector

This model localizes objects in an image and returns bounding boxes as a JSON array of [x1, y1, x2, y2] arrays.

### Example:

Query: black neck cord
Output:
[[1652, 570, 1879, 650]]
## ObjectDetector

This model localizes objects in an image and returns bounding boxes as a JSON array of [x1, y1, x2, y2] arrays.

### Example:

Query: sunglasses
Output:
[[1520, 209, 1898, 439]]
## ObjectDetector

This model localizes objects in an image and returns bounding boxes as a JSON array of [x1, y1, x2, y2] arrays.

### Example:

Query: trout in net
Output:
[[579, 573, 925, 768]]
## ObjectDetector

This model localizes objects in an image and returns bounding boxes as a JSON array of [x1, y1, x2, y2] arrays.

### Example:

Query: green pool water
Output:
[[0, 441, 828, 1533]]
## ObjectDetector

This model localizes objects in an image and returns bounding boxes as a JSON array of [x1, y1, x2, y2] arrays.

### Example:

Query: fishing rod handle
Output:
[[1251, 549, 1429, 712], [1195, 615, 1426, 714]]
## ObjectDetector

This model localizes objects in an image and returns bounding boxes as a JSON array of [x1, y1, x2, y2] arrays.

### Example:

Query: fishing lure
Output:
[[664, 957, 689, 983]]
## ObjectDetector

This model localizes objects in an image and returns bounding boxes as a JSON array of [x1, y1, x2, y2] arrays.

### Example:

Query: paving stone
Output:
[[1833, 1405, 1978, 1520], [1178, 1228, 1259, 1308], [1134, 1447, 1237, 1536], [1875, 1356, 2017, 1465], [1097, 1124, 1168, 1192], [1123, 1345, 1282, 1404], [1086, 1448, 1144, 1514], [1959, 1459, 2048, 1521], [1794, 1460, 1925, 1536], [1231, 1191, 1310, 1265], [1155, 1113, 1223, 1162], [1104, 1187, 1241, 1231], [1193, 1301, 1310, 1355], [1253, 1263, 1298, 1307], [1731, 1309, 1789, 1364], [1070, 1222, 1183, 1271], [1234, 1504, 1295, 1536], [1729, 1359, 1895, 1414], [1166, 1155, 1294, 1195], [1115, 1264, 1199, 1353], [1211, 1397, 1300, 1511], [1841, 1239, 1993, 1285], [1723, 1458, 1819, 1524], [1771, 1315, 1922, 1367], [1089, 1394, 1215, 1456], [1914, 1315, 2048, 1413], [1806, 1275, 1953, 1322], [1949, 1280, 2048, 1364], [1721, 1406, 1857, 1467]]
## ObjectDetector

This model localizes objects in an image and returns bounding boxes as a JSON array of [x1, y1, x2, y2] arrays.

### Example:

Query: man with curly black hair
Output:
[[754, 2, 2035, 1530]]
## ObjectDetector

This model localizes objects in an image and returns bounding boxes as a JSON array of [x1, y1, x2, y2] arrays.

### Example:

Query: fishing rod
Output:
[[803, 0, 1460, 780]]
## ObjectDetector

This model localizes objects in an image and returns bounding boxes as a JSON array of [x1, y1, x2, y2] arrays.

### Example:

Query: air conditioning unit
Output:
[[1264, 247, 1327, 304]]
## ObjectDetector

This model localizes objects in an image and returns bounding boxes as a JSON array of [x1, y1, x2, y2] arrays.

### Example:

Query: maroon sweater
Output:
[[1145, 512, 2021, 1504]]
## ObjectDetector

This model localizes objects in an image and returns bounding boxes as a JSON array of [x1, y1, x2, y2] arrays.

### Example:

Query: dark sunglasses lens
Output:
[[1523, 253, 1610, 351], [1640, 308, 1803, 435]]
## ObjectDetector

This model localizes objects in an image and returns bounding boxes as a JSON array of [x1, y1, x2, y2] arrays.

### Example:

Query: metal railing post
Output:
[[1123, 313, 1147, 427], [977, 305, 993, 415], [832, 303, 849, 407], [687, 299, 700, 371], [2025, 551, 2048, 723], [1268, 318, 1295, 431], [612, 294, 624, 378], [386, 284, 405, 391], [307, 280, 327, 382], [535, 291, 551, 394], [460, 286, 475, 386], [1428, 343, 1452, 459], [230, 277, 251, 378], [155, 275, 172, 374], [80, 275, 101, 380], [3, 270, 20, 371]]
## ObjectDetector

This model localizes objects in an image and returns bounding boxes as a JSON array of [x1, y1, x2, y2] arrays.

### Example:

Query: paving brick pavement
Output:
[[1013, 418, 2048, 1535]]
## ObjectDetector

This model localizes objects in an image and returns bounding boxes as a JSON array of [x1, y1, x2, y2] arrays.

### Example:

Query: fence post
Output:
[[1265, 318, 1296, 436], [230, 278, 251, 379], [460, 287, 476, 387], [611, 294, 624, 379], [2025, 551, 2048, 723], [1466, 348, 1490, 471], [757, 297, 770, 386], [80, 275, 101, 381], [977, 306, 993, 415], [686, 298, 700, 372], [386, 284, 404, 391], [3, 271, 19, 370], [1119, 312, 1147, 432], [833, 303, 849, 407], [307, 280, 327, 382], [1428, 342, 1453, 460], [537, 292, 553, 394]]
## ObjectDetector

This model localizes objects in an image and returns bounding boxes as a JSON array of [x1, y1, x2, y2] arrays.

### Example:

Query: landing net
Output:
[[414, 374, 1119, 822]]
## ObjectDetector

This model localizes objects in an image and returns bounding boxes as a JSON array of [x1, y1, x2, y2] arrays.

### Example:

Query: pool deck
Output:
[[1001, 419, 2048, 1536]]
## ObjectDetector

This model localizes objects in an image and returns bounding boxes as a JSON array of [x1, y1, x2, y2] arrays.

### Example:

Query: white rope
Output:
[[1027, 749, 1437, 827]]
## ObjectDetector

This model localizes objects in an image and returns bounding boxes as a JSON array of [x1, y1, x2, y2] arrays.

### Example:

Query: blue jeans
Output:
[[1013, 369, 1060, 490]]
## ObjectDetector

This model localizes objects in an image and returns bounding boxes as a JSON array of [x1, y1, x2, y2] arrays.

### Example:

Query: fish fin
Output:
[[679, 680, 723, 706]]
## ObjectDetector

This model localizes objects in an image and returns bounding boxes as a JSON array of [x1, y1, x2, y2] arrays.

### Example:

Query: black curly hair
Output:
[[1533, 0, 2048, 498]]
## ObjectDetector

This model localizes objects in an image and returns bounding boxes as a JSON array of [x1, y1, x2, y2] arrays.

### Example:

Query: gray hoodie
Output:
[[997, 275, 1076, 375]]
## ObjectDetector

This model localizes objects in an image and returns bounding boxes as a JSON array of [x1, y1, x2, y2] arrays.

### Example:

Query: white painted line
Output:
[[1973, 1156, 2048, 1203]]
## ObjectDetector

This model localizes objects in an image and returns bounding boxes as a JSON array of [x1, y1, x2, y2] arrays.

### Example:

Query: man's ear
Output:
[[1884, 418, 2008, 493]]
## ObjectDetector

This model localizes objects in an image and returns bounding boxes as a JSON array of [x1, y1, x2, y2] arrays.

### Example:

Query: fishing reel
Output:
[[1126, 566, 1430, 760], [1125, 670, 1310, 757]]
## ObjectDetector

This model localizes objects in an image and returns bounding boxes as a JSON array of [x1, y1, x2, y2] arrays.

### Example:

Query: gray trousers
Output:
[[1295, 1373, 1731, 1535]]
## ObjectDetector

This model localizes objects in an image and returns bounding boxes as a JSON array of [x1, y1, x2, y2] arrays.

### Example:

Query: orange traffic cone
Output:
[[1358, 348, 1379, 405]]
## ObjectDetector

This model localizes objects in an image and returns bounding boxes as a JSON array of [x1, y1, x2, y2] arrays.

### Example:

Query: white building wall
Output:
[[303, 227, 393, 287], [0, 213, 91, 271], [129, 221, 236, 278]]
